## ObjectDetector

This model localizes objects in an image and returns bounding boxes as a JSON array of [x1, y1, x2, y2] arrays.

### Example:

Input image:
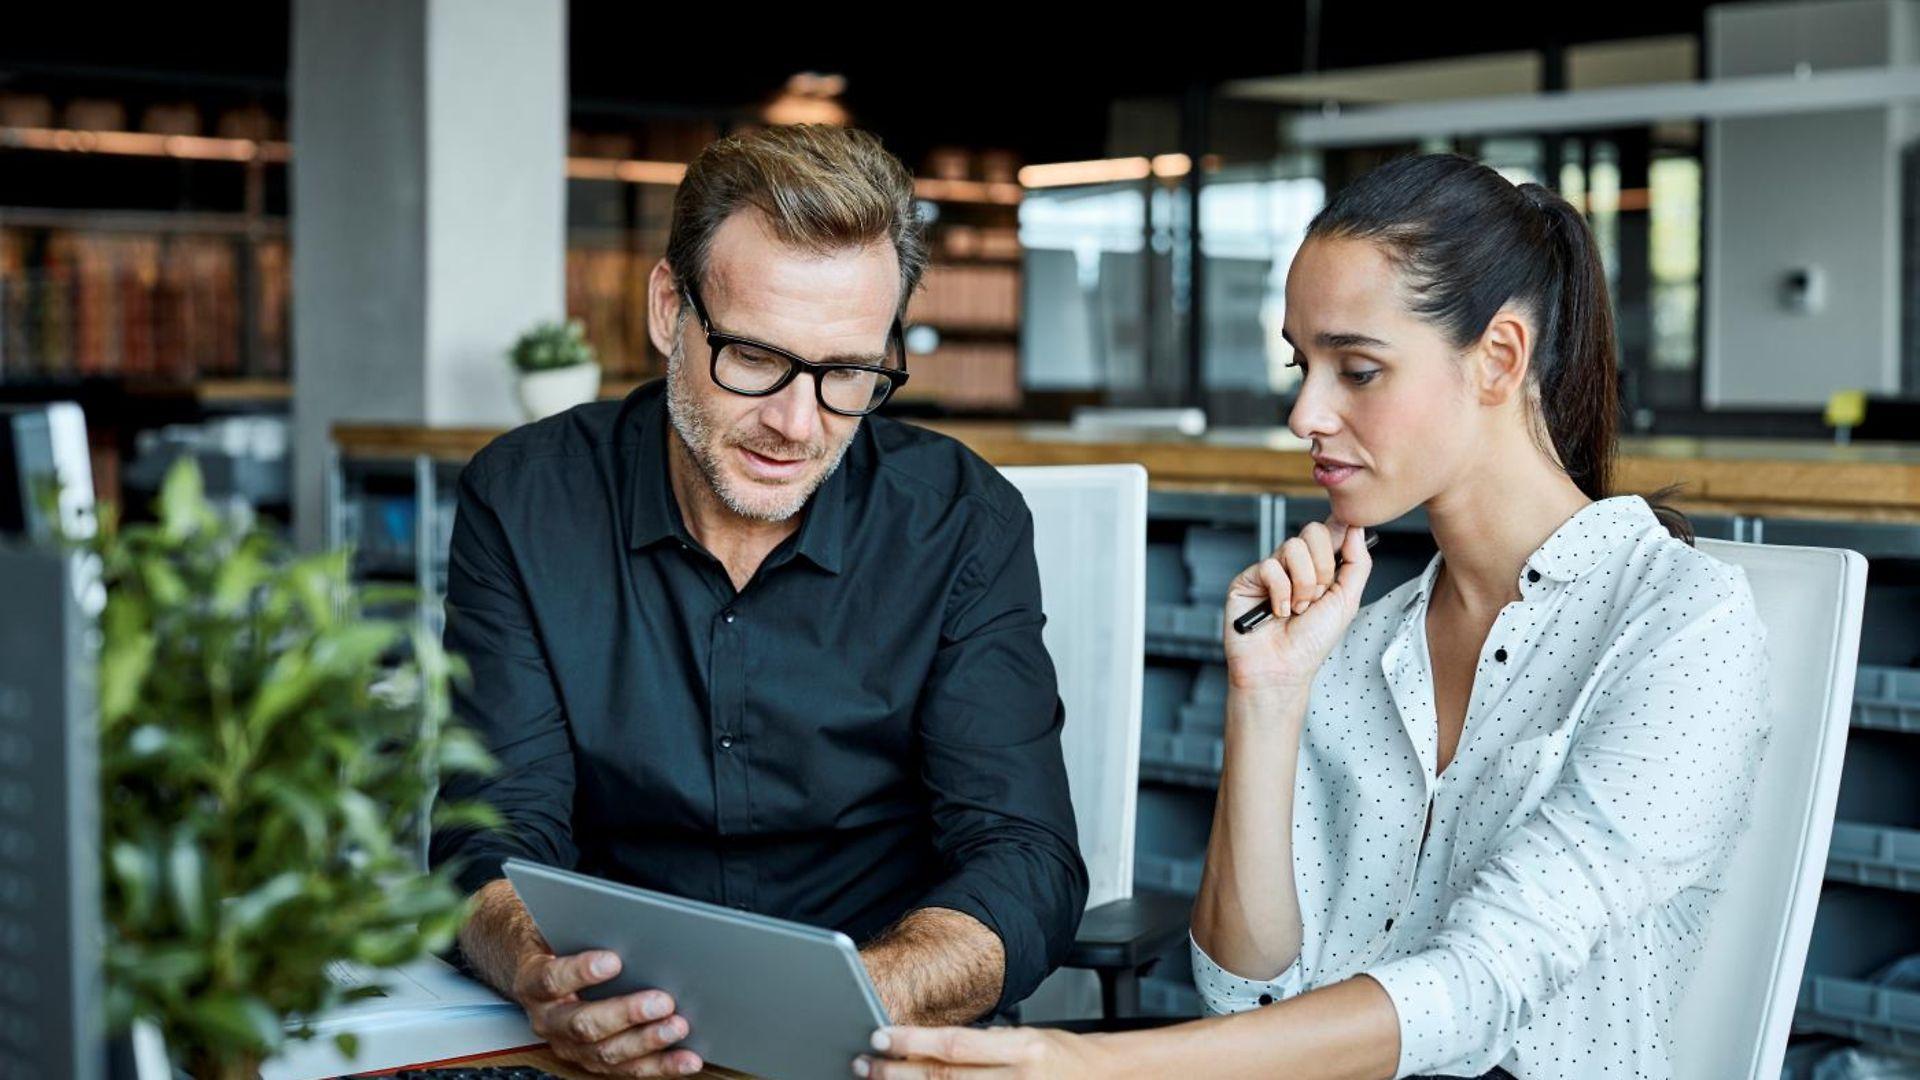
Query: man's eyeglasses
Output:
[[681, 283, 909, 417]]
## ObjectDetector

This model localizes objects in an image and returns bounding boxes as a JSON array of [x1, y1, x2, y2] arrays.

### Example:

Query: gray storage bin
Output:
[[1828, 822, 1920, 893], [1142, 667, 1191, 736], [1147, 540, 1188, 605], [1797, 888, 1920, 1051], [1183, 526, 1257, 606], [1135, 787, 1212, 895], [1856, 666, 1920, 735], [1145, 603, 1225, 662], [1178, 664, 1229, 734], [1139, 975, 1204, 1018], [1797, 978, 1920, 1053], [1134, 851, 1206, 896]]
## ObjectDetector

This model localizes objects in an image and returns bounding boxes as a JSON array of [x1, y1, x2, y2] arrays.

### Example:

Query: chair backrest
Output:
[[998, 465, 1147, 910], [1670, 539, 1867, 1079]]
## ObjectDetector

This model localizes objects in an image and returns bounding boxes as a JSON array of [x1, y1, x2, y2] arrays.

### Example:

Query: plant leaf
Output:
[[166, 832, 209, 938], [158, 458, 205, 540]]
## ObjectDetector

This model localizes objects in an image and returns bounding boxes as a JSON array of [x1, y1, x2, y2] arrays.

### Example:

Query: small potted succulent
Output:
[[510, 319, 601, 421]]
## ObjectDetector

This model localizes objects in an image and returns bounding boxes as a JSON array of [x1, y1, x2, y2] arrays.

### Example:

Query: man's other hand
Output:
[[511, 948, 704, 1077]]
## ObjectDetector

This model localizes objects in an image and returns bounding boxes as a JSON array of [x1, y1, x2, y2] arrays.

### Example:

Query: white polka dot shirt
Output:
[[1191, 496, 1771, 1079]]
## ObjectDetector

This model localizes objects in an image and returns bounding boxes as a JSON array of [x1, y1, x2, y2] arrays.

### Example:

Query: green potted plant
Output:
[[510, 318, 601, 421], [91, 461, 499, 1080]]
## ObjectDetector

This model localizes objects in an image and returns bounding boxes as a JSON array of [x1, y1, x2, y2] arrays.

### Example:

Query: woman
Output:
[[858, 154, 1770, 1079]]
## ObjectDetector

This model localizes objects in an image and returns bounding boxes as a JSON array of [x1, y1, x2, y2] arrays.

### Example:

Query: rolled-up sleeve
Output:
[[1192, 932, 1305, 1013], [428, 458, 580, 896], [910, 498, 1089, 1014], [1364, 571, 1770, 1078]]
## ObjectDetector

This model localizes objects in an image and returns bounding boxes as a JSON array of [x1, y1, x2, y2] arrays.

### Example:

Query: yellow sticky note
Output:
[[1825, 390, 1867, 428]]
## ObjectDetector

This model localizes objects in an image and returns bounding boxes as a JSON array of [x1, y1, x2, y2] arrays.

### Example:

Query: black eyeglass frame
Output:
[[680, 283, 910, 417]]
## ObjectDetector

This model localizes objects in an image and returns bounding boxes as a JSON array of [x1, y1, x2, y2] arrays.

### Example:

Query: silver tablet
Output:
[[502, 858, 890, 1080]]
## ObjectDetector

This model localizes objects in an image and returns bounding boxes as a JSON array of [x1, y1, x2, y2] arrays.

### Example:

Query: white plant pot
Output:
[[515, 364, 601, 421]]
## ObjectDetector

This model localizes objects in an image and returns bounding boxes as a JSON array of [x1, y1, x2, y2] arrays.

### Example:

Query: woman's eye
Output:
[[1344, 368, 1381, 386]]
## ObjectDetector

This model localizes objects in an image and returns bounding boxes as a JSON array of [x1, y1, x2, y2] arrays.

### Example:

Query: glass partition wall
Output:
[[1018, 127, 1706, 432]]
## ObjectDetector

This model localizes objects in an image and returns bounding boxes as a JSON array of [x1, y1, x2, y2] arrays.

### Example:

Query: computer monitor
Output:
[[0, 403, 105, 1080], [0, 402, 95, 544], [0, 546, 101, 1080]]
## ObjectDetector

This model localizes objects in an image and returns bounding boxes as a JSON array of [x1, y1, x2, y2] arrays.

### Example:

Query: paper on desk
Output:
[[258, 955, 541, 1080]]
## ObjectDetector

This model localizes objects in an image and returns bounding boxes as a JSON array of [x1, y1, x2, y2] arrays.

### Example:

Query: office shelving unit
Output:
[[325, 440, 1920, 1056], [1, 119, 1027, 423]]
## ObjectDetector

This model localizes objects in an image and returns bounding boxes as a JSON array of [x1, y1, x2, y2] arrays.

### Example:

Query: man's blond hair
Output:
[[666, 124, 928, 314]]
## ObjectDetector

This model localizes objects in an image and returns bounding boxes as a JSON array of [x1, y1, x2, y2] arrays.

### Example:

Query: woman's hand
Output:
[[856, 1026, 1120, 1079], [1222, 520, 1372, 692]]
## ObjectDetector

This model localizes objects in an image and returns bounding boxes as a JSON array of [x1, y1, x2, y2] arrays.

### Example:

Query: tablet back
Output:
[[504, 859, 888, 1080]]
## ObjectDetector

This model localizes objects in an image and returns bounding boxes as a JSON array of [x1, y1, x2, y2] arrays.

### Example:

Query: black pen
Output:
[[1231, 528, 1379, 635]]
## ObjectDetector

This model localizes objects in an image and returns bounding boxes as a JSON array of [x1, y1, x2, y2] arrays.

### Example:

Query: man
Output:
[[429, 124, 1087, 1079]]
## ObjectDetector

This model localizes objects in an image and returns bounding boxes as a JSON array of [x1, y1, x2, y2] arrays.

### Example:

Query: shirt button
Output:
[[1527, 569, 1541, 584], [718, 735, 735, 750], [1257, 993, 1273, 1006], [722, 609, 736, 624], [1494, 647, 1509, 662]]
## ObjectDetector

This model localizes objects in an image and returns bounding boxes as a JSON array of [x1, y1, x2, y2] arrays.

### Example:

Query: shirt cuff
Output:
[[1362, 953, 1460, 1079], [1189, 932, 1304, 1014]]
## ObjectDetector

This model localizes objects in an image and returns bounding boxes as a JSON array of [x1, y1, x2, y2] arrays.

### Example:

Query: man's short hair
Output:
[[665, 124, 929, 316]]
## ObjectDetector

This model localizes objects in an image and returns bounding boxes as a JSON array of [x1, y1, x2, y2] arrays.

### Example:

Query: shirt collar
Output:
[[1398, 494, 1658, 611], [619, 379, 848, 575], [1524, 495, 1660, 583]]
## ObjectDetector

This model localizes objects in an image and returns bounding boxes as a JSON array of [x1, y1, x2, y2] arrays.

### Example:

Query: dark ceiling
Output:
[[2, 2, 1723, 164]]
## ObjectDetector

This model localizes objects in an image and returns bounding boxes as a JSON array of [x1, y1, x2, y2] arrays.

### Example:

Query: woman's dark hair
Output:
[[1305, 153, 1691, 542]]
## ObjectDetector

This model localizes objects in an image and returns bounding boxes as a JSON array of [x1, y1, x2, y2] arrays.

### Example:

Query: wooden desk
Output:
[[330, 419, 1920, 524], [364, 1044, 758, 1078]]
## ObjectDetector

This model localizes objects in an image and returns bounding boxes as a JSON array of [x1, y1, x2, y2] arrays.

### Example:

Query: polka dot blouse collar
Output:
[[1400, 494, 1659, 613]]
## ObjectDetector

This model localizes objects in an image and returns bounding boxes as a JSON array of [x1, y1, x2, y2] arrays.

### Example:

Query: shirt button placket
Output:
[[711, 601, 753, 910]]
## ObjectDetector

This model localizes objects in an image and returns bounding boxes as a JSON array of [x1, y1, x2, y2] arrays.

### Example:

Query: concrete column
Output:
[[291, 0, 566, 548]]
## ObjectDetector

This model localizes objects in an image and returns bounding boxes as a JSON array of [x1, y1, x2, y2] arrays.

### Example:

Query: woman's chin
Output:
[[1326, 487, 1414, 531]]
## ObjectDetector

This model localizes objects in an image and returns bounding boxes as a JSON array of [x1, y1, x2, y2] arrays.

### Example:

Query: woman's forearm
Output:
[[1099, 975, 1402, 1080], [1191, 683, 1311, 979]]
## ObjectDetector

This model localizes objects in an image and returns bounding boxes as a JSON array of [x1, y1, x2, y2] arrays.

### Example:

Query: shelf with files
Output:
[[1854, 665, 1920, 734], [325, 448, 460, 635], [1797, 527, 1920, 1053], [1826, 822, 1920, 893], [1792, 884, 1920, 1051]]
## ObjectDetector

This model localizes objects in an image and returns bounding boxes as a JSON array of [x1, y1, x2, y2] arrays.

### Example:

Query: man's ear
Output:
[[647, 260, 682, 359], [1473, 307, 1534, 407]]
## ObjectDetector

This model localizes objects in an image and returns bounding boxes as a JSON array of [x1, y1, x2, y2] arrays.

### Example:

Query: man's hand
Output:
[[511, 949, 704, 1078]]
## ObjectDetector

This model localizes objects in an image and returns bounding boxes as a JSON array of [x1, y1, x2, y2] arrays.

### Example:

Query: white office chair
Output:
[[995, 465, 1186, 1023], [1670, 539, 1868, 1079]]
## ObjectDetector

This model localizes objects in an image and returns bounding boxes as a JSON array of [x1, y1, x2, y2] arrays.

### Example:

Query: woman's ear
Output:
[[1473, 307, 1534, 407]]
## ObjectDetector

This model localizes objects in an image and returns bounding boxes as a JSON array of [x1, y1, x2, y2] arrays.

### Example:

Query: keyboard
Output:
[[387, 1060, 560, 1068]]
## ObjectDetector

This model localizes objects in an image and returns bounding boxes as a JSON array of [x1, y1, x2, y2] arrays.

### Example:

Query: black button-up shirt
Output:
[[429, 380, 1087, 1012]]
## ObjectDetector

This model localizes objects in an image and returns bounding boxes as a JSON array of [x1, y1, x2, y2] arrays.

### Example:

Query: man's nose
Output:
[[759, 372, 823, 445]]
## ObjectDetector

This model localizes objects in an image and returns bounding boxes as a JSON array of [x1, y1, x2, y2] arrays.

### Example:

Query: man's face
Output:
[[661, 210, 900, 524]]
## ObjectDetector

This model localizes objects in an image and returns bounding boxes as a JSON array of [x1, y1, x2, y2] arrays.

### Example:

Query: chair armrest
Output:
[[1063, 892, 1193, 973]]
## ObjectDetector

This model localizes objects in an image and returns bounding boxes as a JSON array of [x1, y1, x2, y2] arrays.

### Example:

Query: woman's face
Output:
[[1283, 235, 1484, 527]]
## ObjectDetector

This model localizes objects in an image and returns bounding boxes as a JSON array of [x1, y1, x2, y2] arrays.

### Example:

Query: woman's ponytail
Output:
[[1523, 188, 1617, 506]]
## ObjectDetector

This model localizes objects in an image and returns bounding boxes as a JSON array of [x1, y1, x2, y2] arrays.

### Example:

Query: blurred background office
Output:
[[5, 3, 1920, 1077]]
